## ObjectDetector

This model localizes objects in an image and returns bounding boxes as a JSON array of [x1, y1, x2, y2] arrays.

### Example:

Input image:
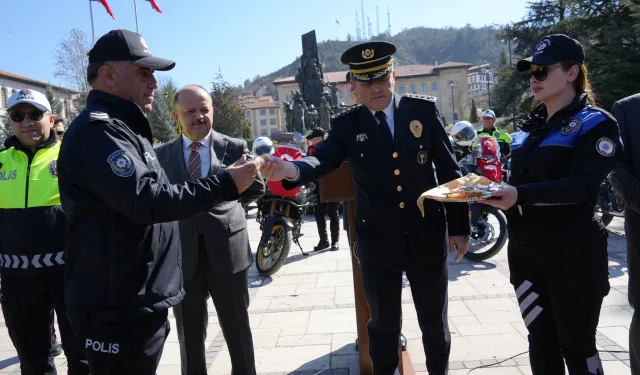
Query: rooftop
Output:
[[273, 62, 474, 85], [0, 70, 79, 94]]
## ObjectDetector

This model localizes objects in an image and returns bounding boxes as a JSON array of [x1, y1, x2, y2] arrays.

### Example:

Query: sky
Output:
[[0, 0, 531, 91]]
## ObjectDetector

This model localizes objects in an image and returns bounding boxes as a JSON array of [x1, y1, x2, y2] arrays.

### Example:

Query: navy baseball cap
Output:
[[306, 127, 326, 140], [88, 29, 175, 71], [517, 34, 585, 72]]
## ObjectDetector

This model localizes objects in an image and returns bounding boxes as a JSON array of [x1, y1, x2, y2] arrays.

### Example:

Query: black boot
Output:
[[330, 241, 339, 251], [314, 238, 330, 252]]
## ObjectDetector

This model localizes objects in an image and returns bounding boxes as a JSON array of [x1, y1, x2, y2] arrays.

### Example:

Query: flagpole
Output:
[[133, 0, 139, 33], [89, 0, 96, 44]]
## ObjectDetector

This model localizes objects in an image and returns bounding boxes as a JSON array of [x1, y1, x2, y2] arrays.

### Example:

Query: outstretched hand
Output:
[[479, 185, 518, 211], [261, 155, 298, 181]]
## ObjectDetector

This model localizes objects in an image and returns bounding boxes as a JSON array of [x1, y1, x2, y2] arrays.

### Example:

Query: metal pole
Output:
[[508, 39, 512, 66], [133, 0, 139, 33], [487, 72, 491, 108], [450, 81, 455, 122], [89, 0, 96, 44]]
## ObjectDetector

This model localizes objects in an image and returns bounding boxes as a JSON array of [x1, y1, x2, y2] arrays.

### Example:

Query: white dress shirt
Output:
[[369, 95, 396, 138], [182, 131, 212, 178]]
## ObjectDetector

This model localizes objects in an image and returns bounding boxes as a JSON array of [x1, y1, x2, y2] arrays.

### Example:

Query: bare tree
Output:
[[53, 29, 91, 92]]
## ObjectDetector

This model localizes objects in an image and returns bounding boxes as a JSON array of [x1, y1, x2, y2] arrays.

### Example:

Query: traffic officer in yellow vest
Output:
[[478, 109, 512, 157], [0, 89, 89, 374]]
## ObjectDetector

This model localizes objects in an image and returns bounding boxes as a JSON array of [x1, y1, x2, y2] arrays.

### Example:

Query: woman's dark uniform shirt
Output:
[[507, 93, 620, 251]]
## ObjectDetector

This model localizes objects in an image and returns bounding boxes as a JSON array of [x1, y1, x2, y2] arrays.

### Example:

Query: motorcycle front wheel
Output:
[[256, 224, 293, 276], [464, 206, 508, 262]]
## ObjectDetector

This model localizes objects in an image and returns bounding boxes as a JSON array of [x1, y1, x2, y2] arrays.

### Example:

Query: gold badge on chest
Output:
[[410, 120, 423, 138], [356, 133, 368, 142]]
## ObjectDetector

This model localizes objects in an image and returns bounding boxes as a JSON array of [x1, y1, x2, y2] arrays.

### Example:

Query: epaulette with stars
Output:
[[331, 103, 363, 119], [402, 93, 437, 102]]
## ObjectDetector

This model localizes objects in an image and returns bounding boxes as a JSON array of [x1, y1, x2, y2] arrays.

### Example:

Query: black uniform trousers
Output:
[[359, 238, 450, 375], [627, 219, 640, 375], [508, 241, 608, 375], [69, 308, 170, 374], [314, 186, 340, 243], [173, 241, 255, 375], [1, 272, 88, 375]]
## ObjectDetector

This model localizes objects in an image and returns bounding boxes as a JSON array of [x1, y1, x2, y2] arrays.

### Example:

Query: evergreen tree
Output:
[[147, 92, 177, 143], [469, 99, 479, 123], [210, 72, 245, 138]]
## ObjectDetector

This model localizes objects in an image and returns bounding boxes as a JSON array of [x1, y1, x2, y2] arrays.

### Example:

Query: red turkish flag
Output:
[[146, 0, 163, 13], [91, 0, 115, 20]]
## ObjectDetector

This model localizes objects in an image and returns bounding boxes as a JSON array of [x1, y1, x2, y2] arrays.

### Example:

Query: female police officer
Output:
[[481, 34, 620, 375]]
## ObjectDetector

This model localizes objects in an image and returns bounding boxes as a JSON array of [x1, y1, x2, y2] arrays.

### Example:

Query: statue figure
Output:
[[295, 67, 305, 93], [291, 93, 306, 133], [328, 82, 339, 107], [319, 97, 331, 131], [305, 104, 318, 129], [283, 101, 293, 132]]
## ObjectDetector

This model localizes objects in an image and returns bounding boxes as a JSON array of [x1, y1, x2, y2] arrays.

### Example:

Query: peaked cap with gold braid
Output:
[[341, 41, 397, 82]]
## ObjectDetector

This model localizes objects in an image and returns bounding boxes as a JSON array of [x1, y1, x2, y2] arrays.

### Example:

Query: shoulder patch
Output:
[[89, 111, 112, 123], [48, 160, 58, 178], [402, 93, 437, 102], [332, 103, 363, 119], [561, 117, 582, 135], [596, 137, 616, 157], [107, 150, 135, 177]]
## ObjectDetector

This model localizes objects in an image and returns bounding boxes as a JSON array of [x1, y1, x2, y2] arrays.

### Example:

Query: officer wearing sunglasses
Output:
[[0, 89, 89, 374], [480, 34, 621, 375]]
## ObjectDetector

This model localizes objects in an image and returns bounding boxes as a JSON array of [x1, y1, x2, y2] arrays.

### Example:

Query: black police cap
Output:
[[306, 127, 326, 140], [516, 34, 585, 72], [341, 41, 396, 82], [88, 29, 175, 71]]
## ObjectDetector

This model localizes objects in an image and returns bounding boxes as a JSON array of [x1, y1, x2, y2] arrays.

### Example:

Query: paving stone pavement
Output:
[[0, 215, 631, 374]]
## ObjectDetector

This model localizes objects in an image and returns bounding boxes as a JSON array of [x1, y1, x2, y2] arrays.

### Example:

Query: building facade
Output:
[[0, 70, 78, 121], [467, 64, 497, 111], [273, 62, 472, 126], [241, 97, 282, 137]]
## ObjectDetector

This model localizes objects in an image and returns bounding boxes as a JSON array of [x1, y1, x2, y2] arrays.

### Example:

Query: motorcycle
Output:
[[596, 179, 625, 227], [254, 135, 316, 276], [449, 131, 509, 262]]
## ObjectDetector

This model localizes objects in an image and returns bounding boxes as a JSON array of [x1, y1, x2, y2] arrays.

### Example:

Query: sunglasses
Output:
[[521, 64, 562, 83], [56, 130, 65, 136], [9, 110, 45, 122]]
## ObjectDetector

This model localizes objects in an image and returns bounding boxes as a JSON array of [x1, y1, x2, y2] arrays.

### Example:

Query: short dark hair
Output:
[[87, 62, 103, 86], [53, 119, 64, 126], [174, 84, 209, 106]]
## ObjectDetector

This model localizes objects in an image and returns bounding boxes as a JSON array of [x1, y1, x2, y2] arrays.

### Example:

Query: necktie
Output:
[[187, 141, 202, 180], [375, 111, 393, 142]]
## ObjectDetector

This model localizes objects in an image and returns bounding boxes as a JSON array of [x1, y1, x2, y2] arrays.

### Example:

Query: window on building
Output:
[[261, 129, 268, 136], [259, 109, 266, 116], [246, 110, 251, 117], [348, 90, 352, 99], [0, 88, 7, 108], [432, 83, 438, 92], [339, 91, 344, 100], [399, 84, 405, 94], [269, 108, 276, 115], [270, 118, 276, 125], [260, 119, 267, 126], [421, 83, 427, 93], [409, 84, 416, 93]]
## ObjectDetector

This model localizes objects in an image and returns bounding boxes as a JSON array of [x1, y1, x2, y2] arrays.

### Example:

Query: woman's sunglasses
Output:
[[9, 110, 45, 123], [521, 64, 562, 83]]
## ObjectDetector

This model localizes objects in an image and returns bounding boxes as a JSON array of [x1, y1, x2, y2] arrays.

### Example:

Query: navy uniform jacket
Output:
[[283, 94, 470, 269], [57, 90, 240, 322], [507, 94, 620, 260]]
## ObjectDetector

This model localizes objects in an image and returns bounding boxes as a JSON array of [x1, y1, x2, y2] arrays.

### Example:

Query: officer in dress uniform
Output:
[[264, 41, 470, 375], [481, 34, 620, 375]]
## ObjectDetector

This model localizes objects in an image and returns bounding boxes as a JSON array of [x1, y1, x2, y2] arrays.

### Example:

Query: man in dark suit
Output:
[[609, 93, 640, 374], [262, 42, 470, 375], [155, 85, 264, 375]]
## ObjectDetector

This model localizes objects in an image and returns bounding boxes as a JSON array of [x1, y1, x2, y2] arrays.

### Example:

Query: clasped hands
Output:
[[226, 155, 296, 193]]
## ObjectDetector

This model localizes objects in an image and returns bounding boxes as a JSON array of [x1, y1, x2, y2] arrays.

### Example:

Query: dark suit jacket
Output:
[[610, 93, 640, 306], [155, 131, 265, 279]]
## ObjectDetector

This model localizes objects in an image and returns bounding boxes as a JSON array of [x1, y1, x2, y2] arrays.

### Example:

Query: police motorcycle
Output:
[[252, 135, 317, 276], [596, 179, 625, 227], [449, 121, 508, 262]]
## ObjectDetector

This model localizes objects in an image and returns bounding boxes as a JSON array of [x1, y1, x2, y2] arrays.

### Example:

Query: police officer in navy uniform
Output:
[[57, 29, 273, 375], [265, 41, 470, 375], [0, 89, 89, 375], [481, 35, 620, 375]]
